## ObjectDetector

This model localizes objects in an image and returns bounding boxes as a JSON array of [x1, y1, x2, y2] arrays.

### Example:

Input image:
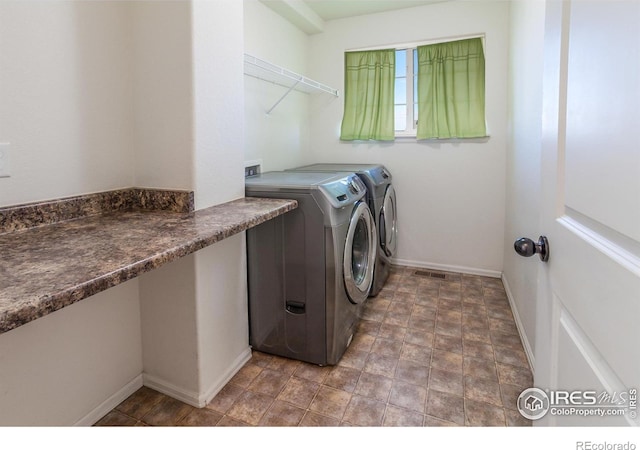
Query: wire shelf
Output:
[[244, 53, 339, 113]]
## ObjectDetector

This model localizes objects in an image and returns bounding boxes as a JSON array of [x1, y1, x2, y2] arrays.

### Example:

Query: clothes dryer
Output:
[[287, 164, 397, 296], [245, 171, 376, 365]]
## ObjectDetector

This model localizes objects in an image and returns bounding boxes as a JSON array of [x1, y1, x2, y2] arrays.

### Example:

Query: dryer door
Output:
[[379, 184, 398, 258], [343, 202, 377, 304]]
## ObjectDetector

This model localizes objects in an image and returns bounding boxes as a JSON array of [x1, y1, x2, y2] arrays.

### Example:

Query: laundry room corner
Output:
[[301, 1, 509, 277]]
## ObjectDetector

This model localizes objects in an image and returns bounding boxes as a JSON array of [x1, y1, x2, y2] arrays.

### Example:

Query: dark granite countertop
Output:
[[0, 197, 297, 334]]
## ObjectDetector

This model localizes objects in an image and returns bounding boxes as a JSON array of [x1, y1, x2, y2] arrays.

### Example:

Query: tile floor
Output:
[[96, 266, 533, 427]]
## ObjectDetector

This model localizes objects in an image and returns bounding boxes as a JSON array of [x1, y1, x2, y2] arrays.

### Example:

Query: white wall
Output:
[[192, 0, 245, 208], [0, 1, 135, 207], [131, 1, 193, 191], [243, 0, 311, 172], [0, 0, 197, 207], [502, 0, 546, 368], [0, 280, 142, 426], [307, 1, 510, 276]]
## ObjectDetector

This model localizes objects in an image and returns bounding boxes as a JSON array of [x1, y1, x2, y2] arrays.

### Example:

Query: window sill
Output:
[[394, 135, 491, 142], [341, 135, 491, 143], [394, 134, 417, 140]]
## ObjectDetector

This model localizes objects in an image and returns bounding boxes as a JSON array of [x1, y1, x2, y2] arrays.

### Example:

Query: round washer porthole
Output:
[[343, 202, 376, 304]]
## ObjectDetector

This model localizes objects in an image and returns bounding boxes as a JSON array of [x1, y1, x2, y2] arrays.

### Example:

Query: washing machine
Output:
[[245, 171, 376, 365], [287, 163, 397, 296]]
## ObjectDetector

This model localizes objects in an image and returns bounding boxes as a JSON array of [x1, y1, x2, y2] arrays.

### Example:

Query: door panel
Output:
[[556, 309, 629, 426], [552, 220, 640, 388], [536, 0, 640, 427], [564, 1, 640, 242]]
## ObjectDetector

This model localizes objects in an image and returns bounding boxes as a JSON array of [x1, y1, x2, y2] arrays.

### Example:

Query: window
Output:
[[341, 37, 486, 141], [394, 48, 418, 137]]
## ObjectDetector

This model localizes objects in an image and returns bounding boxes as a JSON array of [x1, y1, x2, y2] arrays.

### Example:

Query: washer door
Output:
[[343, 202, 376, 304], [379, 184, 398, 258]]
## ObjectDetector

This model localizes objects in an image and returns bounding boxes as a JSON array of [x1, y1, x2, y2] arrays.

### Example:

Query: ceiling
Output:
[[303, 0, 448, 21], [259, 0, 450, 34]]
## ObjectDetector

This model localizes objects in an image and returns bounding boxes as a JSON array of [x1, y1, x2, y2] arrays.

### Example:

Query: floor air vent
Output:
[[413, 270, 447, 279]]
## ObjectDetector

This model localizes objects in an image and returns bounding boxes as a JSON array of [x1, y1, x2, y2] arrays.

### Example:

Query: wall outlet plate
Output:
[[244, 159, 262, 178], [245, 164, 260, 178], [0, 143, 10, 178]]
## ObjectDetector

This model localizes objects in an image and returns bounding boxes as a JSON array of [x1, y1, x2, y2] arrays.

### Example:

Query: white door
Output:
[[530, 0, 640, 426]]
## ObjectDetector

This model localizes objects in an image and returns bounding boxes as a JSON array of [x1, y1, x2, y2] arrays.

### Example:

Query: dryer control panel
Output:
[[370, 166, 392, 184], [319, 174, 367, 209]]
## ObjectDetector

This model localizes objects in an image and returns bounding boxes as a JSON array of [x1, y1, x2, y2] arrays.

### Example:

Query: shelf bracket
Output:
[[266, 79, 301, 115]]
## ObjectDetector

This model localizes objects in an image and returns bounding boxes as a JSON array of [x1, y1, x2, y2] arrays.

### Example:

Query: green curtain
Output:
[[416, 38, 486, 139], [340, 49, 395, 141]]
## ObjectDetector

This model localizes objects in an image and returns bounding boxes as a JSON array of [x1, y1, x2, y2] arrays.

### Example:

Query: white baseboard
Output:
[[501, 273, 536, 375], [392, 258, 502, 279], [142, 374, 202, 408], [199, 347, 253, 406], [143, 347, 252, 408], [74, 374, 143, 426]]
